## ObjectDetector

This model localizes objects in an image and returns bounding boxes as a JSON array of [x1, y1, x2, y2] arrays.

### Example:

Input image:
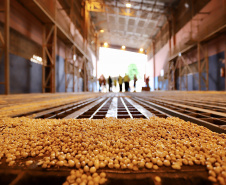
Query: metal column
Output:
[[42, 24, 57, 93], [72, 46, 76, 92], [65, 45, 76, 92], [197, 43, 209, 90], [197, 43, 201, 90], [83, 58, 87, 92], [153, 41, 155, 90], [0, 0, 10, 94], [225, 36, 226, 90]]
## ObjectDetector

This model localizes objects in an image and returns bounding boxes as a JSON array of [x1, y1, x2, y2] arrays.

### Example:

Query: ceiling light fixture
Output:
[[100, 29, 104, 33], [184, 2, 189, 8], [126, 3, 131, 8], [104, 42, 108, 47], [139, 48, 144, 52], [121, 45, 126, 50]]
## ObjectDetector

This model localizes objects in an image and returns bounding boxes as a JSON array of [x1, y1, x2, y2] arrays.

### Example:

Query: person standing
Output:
[[145, 76, 149, 88], [124, 73, 130, 92], [133, 74, 137, 92], [118, 75, 123, 92], [98, 74, 104, 92], [108, 76, 112, 92], [113, 78, 117, 92]]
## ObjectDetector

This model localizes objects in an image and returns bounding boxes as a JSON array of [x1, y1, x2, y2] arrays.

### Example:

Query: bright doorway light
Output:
[[98, 47, 147, 92]]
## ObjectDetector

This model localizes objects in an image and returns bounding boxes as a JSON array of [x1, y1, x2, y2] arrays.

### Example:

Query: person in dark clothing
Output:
[[124, 74, 130, 92], [108, 76, 112, 92], [133, 74, 137, 92], [118, 75, 123, 92]]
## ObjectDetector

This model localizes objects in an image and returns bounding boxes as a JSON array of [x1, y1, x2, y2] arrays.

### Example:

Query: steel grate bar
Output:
[[141, 97, 226, 127], [39, 98, 101, 119], [106, 97, 118, 118], [11, 97, 99, 118], [65, 98, 107, 119], [90, 97, 112, 119], [146, 97, 226, 117], [156, 97, 226, 112], [131, 97, 170, 118], [133, 96, 226, 133], [120, 97, 133, 118], [125, 97, 154, 119]]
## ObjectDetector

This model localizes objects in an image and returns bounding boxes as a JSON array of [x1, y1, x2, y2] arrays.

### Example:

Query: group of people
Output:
[[99, 74, 138, 92]]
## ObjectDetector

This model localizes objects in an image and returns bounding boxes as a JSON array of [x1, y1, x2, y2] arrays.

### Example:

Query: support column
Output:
[[168, 20, 172, 57], [42, 24, 57, 93], [197, 43, 201, 90], [205, 45, 209, 90], [65, 45, 68, 92], [0, 0, 10, 94], [172, 14, 176, 48], [225, 36, 226, 90], [5, 0, 10, 94], [95, 33, 98, 82], [65, 45, 76, 92], [179, 57, 182, 90], [153, 41, 156, 91], [83, 58, 87, 92], [167, 62, 170, 90], [72, 46, 75, 92]]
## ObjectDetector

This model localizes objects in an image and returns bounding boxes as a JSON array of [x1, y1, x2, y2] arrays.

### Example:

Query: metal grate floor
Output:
[[1, 92, 226, 185], [12, 93, 226, 133]]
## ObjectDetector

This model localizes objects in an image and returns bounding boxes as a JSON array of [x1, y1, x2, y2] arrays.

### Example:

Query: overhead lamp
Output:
[[100, 29, 104, 33], [126, 3, 131, 8], [139, 48, 144, 52], [121, 45, 126, 50], [104, 42, 108, 47], [73, 54, 77, 61], [184, 2, 189, 8]]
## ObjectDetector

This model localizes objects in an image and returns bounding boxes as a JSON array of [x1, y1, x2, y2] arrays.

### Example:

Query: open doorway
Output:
[[98, 47, 147, 92]]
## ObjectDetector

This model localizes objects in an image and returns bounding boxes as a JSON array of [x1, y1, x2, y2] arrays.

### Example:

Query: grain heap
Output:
[[0, 93, 100, 118], [0, 117, 225, 185]]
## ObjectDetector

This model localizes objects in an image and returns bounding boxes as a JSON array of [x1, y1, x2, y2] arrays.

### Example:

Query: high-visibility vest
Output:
[[118, 76, 123, 84], [124, 75, 130, 82]]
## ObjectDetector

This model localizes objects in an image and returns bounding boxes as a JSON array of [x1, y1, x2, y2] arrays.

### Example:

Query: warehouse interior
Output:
[[0, 0, 226, 185]]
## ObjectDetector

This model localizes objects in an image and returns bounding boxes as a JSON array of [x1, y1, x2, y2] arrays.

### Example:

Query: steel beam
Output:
[[73, 46, 75, 92], [168, 20, 172, 57], [65, 45, 68, 92], [42, 24, 57, 93], [87, 1, 165, 15], [224, 2, 226, 90], [205, 45, 209, 90], [0, 0, 10, 94], [197, 42, 201, 90], [65, 45, 76, 92], [153, 41, 155, 90], [83, 58, 87, 92], [168, 60, 176, 90], [5, 0, 9, 94]]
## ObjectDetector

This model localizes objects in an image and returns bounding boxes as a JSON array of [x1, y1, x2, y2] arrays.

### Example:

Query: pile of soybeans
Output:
[[0, 117, 225, 185]]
